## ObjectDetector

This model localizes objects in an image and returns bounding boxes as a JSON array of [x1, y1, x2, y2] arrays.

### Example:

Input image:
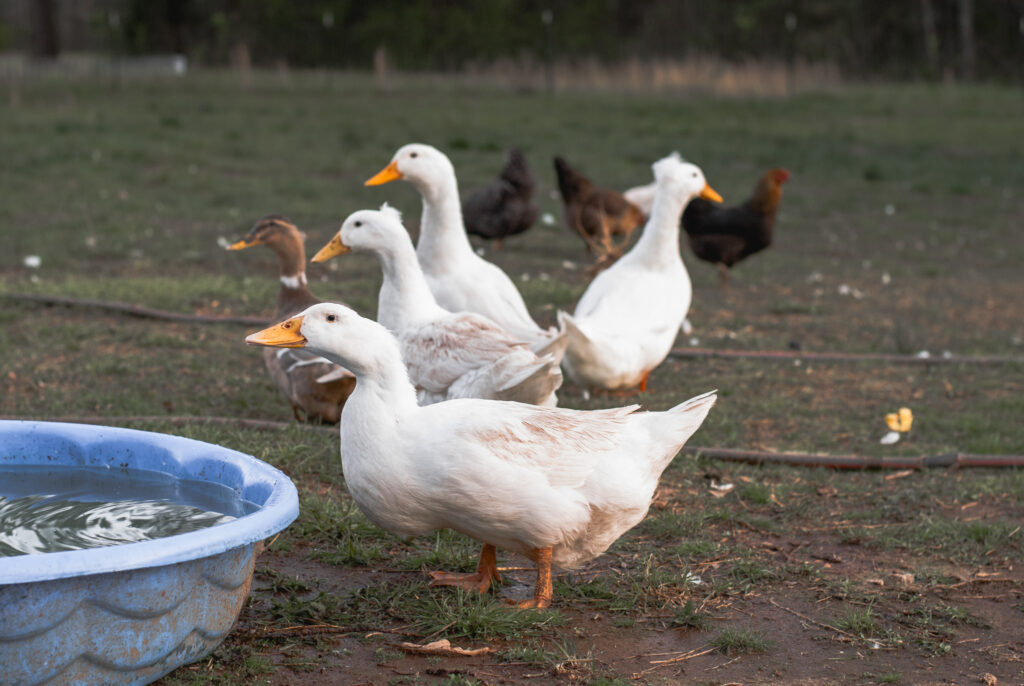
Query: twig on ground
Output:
[[766, 598, 858, 641], [4, 414, 1022, 468], [669, 346, 1020, 366], [3, 292, 270, 325]]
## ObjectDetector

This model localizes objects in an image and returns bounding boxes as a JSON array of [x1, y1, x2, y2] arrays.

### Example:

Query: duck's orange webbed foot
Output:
[[510, 595, 552, 609], [428, 544, 501, 594], [592, 380, 647, 398], [505, 546, 553, 610]]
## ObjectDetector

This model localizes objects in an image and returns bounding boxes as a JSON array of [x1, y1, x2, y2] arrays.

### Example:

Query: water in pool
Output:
[[0, 465, 256, 557]]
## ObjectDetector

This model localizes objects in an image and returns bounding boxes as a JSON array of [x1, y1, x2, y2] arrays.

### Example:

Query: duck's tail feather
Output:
[[493, 353, 563, 405], [531, 326, 569, 366], [645, 389, 717, 476], [557, 310, 612, 383]]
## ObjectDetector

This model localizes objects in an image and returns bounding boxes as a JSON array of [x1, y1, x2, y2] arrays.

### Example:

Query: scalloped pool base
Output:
[[0, 543, 256, 686]]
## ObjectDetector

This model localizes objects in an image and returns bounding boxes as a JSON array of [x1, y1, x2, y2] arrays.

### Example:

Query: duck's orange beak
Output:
[[227, 237, 258, 250], [311, 235, 350, 263], [246, 316, 306, 348], [365, 160, 402, 186], [700, 184, 723, 203]]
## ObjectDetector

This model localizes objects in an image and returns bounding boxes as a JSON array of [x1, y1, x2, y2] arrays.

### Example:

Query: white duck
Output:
[[365, 143, 565, 360], [246, 303, 716, 608], [559, 154, 722, 392], [312, 205, 563, 407], [623, 180, 657, 217]]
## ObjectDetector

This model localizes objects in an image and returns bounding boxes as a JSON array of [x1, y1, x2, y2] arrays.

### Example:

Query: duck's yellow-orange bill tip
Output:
[[700, 184, 723, 203], [246, 316, 306, 348], [885, 407, 914, 433], [311, 235, 351, 263], [364, 160, 402, 186], [227, 238, 256, 251]]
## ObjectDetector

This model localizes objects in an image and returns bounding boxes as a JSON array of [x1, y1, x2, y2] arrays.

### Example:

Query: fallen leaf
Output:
[[399, 639, 494, 657], [893, 572, 914, 585], [884, 469, 914, 481], [981, 673, 997, 685]]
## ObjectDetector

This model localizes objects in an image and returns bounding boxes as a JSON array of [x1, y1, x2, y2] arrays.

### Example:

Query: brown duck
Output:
[[229, 216, 355, 423]]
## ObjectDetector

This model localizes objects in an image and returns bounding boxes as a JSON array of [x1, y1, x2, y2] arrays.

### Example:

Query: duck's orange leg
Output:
[[638, 370, 651, 393], [514, 547, 554, 609], [428, 543, 501, 593]]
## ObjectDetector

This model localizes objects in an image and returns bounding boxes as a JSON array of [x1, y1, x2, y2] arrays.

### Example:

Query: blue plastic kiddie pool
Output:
[[0, 421, 299, 686]]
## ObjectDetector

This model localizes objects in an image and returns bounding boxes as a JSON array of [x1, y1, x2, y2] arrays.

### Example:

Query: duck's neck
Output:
[[271, 239, 316, 311], [375, 240, 449, 333], [629, 186, 689, 268], [333, 347, 420, 449], [415, 174, 474, 271]]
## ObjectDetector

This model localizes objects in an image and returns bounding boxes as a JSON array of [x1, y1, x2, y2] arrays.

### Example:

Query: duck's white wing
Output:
[[443, 401, 643, 487], [467, 257, 547, 334], [401, 313, 530, 395], [273, 347, 352, 383]]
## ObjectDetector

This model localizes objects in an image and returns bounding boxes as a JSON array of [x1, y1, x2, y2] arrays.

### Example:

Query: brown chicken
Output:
[[554, 156, 646, 269], [228, 216, 355, 423], [682, 168, 790, 285]]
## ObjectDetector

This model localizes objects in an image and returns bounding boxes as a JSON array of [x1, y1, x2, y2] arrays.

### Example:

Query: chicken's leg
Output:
[[717, 262, 730, 288]]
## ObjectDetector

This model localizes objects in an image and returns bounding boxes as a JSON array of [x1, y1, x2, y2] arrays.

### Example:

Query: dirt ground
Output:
[[2, 76, 1021, 686]]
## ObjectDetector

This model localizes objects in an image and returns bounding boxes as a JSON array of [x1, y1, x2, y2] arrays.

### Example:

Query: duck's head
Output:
[[311, 204, 408, 264], [365, 143, 455, 195], [652, 153, 722, 204], [228, 215, 308, 279], [246, 302, 400, 377], [227, 215, 305, 252]]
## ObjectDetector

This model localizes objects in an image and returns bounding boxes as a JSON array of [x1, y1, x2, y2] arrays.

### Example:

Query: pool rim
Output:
[[0, 420, 299, 585]]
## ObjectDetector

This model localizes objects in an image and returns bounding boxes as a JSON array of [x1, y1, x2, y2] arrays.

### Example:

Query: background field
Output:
[[1, 73, 1022, 684]]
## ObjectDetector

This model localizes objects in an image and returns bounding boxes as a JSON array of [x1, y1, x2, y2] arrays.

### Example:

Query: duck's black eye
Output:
[[354, 221, 362, 227], [691, 172, 697, 178], [326, 314, 337, 322], [410, 152, 418, 158]]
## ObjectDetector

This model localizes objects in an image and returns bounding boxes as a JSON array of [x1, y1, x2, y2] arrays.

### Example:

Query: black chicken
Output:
[[462, 147, 539, 250], [682, 168, 790, 285]]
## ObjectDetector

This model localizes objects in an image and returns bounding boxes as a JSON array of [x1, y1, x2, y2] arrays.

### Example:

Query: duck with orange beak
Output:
[[246, 302, 716, 608], [558, 153, 722, 393], [311, 204, 563, 407], [227, 216, 354, 422], [365, 143, 566, 361]]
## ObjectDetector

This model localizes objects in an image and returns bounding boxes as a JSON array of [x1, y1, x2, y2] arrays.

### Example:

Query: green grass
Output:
[[837, 607, 881, 637], [711, 627, 774, 655], [851, 516, 1022, 563], [2, 73, 1022, 684], [672, 600, 710, 630]]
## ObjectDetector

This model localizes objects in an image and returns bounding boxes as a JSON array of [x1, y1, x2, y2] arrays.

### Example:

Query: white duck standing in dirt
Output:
[[246, 303, 716, 608], [311, 205, 563, 407], [559, 154, 722, 393], [365, 143, 565, 359]]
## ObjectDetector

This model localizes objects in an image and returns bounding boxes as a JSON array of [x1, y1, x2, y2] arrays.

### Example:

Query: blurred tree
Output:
[[92, 0, 1023, 81], [958, 0, 976, 80], [31, 0, 60, 57]]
